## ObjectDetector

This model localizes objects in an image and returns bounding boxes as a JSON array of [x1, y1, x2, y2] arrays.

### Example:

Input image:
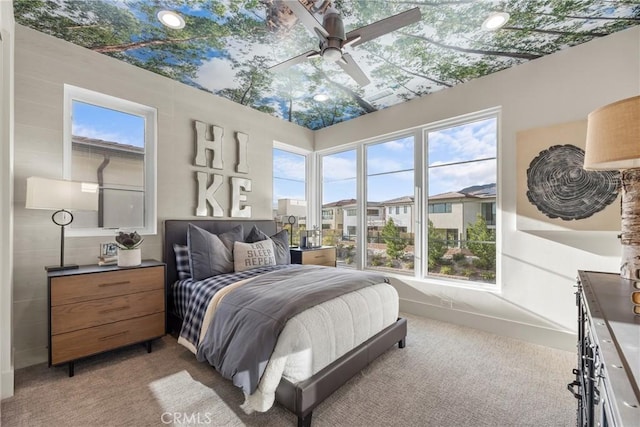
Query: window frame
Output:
[[316, 107, 501, 291], [63, 84, 157, 237], [421, 108, 501, 290]]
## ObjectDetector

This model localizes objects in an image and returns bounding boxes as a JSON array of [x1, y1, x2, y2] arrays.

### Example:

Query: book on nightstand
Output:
[[98, 256, 118, 266]]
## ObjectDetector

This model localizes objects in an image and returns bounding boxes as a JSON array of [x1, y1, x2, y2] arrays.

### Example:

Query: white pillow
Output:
[[234, 239, 276, 272]]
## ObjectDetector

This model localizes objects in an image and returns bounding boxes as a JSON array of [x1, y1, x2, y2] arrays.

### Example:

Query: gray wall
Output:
[[12, 25, 313, 368]]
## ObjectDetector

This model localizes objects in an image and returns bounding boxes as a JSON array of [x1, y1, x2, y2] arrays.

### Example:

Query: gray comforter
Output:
[[196, 264, 388, 395]]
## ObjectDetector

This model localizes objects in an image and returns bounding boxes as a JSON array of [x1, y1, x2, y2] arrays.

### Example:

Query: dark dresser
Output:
[[569, 271, 640, 426]]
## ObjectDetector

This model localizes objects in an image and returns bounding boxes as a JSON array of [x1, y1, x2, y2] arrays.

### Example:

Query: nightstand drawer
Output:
[[300, 248, 336, 266], [51, 266, 164, 306], [51, 312, 165, 364], [51, 289, 165, 335]]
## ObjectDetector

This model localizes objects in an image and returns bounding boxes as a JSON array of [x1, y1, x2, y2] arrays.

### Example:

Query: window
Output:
[[322, 209, 333, 220], [64, 85, 157, 236], [366, 137, 414, 274], [482, 202, 496, 226], [322, 149, 357, 265], [273, 146, 308, 245], [426, 115, 497, 284], [317, 109, 499, 288], [428, 203, 452, 213]]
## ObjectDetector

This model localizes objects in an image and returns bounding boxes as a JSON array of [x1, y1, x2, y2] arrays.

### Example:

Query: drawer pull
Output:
[[98, 331, 129, 341], [98, 281, 130, 288], [314, 255, 327, 259], [99, 305, 130, 314]]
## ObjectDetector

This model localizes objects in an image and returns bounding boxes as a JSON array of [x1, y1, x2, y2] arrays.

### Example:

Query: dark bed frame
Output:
[[163, 219, 407, 427]]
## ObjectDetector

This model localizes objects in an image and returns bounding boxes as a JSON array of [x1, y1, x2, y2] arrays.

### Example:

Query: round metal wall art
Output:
[[526, 144, 620, 221]]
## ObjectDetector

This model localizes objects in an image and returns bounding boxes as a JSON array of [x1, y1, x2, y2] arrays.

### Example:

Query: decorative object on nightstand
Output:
[[47, 260, 166, 377], [115, 231, 144, 267], [290, 246, 336, 267], [301, 226, 322, 249], [583, 95, 640, 281], [25, 176, 98, 271], [287, 215, 297, 248]]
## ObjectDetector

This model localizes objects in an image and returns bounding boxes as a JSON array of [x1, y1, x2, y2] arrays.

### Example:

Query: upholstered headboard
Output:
[[163, 219, 277, 288]]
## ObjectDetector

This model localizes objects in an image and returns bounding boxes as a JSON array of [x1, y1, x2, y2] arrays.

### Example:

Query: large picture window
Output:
[[273, 146, 308, 245], [63, 85, 157, 236], [317, 109, 499, 288]]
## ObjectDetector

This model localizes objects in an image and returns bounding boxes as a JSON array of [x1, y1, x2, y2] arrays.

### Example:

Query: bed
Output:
[[163, 219, 407, 427]]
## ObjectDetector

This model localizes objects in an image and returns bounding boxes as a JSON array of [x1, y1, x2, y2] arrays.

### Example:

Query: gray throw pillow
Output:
[[246, 225, 291, 265], [187, 224, 244, 280]]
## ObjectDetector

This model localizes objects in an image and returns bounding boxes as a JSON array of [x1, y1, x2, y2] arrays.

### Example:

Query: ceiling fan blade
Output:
[[337, 53, 370, 87], [268, 50, 319, 72], [345, 7, 421, 48], [287, 0, 329, 39]]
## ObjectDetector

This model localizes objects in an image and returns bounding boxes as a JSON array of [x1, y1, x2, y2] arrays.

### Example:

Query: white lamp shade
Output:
[[26, 177, 99, 211], [584, 95, 640, 170]]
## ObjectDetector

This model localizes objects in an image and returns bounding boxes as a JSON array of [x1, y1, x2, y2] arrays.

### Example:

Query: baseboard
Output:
[[400, 298, 576, 352], [1, 369, 14, 400]]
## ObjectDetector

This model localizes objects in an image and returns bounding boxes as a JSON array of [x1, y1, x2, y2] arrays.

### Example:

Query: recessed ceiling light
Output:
[[481, 12, 509, 31], [313, 94, 329, 102], [157, 10, 185, 29]]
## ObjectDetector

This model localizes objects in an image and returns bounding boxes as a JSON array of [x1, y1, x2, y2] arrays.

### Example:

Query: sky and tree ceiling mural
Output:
[[13, 0, 640, 130]]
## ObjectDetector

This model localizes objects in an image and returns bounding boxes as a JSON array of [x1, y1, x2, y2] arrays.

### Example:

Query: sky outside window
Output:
[[72, 101, 145, 147]]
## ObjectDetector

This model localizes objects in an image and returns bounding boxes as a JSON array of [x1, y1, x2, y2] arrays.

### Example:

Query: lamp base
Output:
[[45, 264, 79, 272]]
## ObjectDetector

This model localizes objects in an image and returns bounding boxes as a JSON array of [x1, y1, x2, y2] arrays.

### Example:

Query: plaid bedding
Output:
[[172, 264, 295, 349]]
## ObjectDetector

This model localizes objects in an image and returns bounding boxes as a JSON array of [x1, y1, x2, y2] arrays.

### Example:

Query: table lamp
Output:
[[583, 95, 640, 281], [25, 177, 99, 271]]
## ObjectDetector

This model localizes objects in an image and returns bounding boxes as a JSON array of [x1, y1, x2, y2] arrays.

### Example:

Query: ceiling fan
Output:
[[268, 1, 421, 87]]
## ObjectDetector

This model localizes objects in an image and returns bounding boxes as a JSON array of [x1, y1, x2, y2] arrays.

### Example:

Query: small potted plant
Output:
[[115, 231, 143, 267]]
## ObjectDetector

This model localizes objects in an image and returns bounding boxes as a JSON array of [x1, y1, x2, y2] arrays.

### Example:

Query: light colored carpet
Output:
[[1, 314, 576, 427]]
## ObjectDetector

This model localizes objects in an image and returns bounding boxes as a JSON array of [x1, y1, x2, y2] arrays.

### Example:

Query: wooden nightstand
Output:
[[47, 260, 166, 377], [290, 246, 336, 267]]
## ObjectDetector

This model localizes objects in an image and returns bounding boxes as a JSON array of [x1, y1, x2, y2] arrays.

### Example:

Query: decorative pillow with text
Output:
[[233, 239, 276, 272]]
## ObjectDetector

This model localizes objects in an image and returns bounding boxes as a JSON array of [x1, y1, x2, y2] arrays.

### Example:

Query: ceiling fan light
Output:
[[157, 10, 185, 29], [323, 47, 342, 62], [482, 12, 509, 31]]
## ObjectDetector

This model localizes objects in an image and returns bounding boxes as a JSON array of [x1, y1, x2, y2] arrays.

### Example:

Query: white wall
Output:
[[12, 25, 314, 368], [1, 0, 15, 400], [316, 27, 640, 350]]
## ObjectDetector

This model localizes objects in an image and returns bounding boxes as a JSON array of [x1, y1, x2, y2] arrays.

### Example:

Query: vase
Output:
[[118, 247, 141, 267]]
